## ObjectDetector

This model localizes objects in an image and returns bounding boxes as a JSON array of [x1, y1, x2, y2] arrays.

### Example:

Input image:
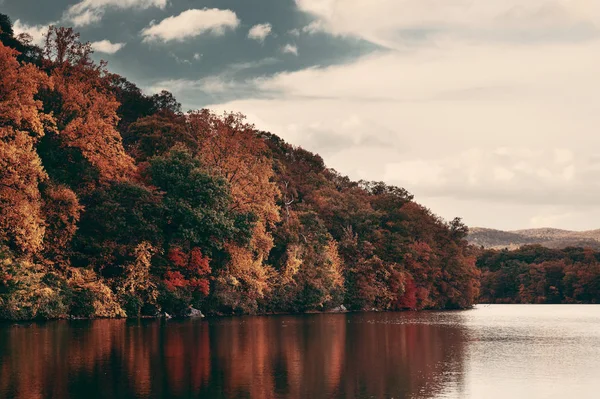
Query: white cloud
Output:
[[141, 8, 239, 43], [281, 43, 298, 55], [302, 20, 324, 34], [199, 77, 242, 94], [90, 39, 125, 54], [70, 9, 102, 26], [381, 147, 596, 204], [64, 0, 167, 27], [248, 23, 272, 42], [194, 53, 202, 60], [294, 0, 600, 48], [12, 20, 53, 46]]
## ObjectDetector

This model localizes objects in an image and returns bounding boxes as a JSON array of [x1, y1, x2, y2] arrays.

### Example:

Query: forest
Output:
[[0, 14, 481, 319], [1, 15, 597, 321], [477, 245, 600, 304]]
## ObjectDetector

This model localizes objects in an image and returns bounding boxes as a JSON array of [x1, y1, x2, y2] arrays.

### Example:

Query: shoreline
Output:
[[0, 306, 477, 323]]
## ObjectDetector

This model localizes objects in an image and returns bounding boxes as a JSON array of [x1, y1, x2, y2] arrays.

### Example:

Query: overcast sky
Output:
[[4, 0, 600, 231]]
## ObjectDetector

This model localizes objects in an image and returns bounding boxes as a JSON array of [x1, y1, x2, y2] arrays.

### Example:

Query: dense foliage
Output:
[[0, 16, 480, 319], [477, 245, 600, 304]]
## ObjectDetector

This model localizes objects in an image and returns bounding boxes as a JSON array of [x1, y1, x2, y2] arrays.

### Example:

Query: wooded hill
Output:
[[0, 15, 480, 320], [468, 227, 600, 250]]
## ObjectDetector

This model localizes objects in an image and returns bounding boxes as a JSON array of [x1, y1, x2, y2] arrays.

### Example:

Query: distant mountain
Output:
[[467, 227, 600, 250]]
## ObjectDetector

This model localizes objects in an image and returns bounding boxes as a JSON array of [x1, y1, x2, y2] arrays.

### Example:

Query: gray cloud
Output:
[[64, 0, 167, 27]]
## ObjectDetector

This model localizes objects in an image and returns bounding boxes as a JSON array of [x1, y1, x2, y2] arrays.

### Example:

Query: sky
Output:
[[3, 0, 600, 231]]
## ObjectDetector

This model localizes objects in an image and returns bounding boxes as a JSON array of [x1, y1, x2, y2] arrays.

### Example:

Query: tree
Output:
[[126, 112, 193, 161], [41, 184, 83, 266], [147, 147, 253, 256], [0, 13, 42, 65], [71, 181, 163, 274], [187, 111, 281, 313], [0, 42, 53, 255], [268, 211, 344, 312], [39, 27, 134, 185]]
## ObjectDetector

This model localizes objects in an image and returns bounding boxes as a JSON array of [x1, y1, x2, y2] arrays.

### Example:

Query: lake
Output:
[[0, 305, 599, 398]]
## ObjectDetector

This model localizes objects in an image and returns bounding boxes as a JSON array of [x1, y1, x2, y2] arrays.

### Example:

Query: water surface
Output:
[[1, 305, 599, 398]]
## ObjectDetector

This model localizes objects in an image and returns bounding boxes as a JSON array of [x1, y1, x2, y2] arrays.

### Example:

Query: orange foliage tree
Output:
[[39, 27, 134, 184], [188, 110, 281, 312], [0, 42, 53, 255]]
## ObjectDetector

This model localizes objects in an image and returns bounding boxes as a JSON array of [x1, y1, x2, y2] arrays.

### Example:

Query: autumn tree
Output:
[[40, 184, 82, 266], [146, 147, 255, 314], [38, 26, 134, 186], [71, 181, 163, 274], [187, 110, 281, 313], [477, 246, 600, 304], [0, 42, 53, 255], [125, 112, 193, 161], [0, 14, 42, 65], [269, 211, 344, 312]]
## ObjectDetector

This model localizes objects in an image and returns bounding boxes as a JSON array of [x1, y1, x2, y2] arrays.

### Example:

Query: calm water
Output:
[[1, 305, 599, 399]]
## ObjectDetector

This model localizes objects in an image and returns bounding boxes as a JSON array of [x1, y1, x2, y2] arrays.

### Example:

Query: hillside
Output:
[[0, 16, 480, 320], [468, 227, 600, 250]]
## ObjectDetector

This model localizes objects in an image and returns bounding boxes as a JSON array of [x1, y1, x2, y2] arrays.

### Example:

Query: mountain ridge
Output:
[[467, 227, 600, 249]]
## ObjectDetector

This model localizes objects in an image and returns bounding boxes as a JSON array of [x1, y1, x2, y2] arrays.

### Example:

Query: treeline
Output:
[[477, 245, 600, 304], [0, 15, 479, 320]]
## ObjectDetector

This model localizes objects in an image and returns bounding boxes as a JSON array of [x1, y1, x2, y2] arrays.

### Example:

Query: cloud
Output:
[[294, 0, 600, 48], [226, 57, 280, 73], [146, 78, 257, 108], [64, 0, 167, 27], [286, 21, 324, 37], [90, 39, 125, 54], [193, 53, 202, 60], [12, 20, 53, 46], [248, 23, 272, 42], [141, 8, 240, 43], [302, 20, 324, 34], [381, 147, 600, 206], [168, 52, 196, 65], [281, 43, 298, 55], [147, 58, 279, 99]]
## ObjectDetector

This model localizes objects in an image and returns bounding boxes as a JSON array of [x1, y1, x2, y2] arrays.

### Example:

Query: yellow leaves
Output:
[[225, 244, 274, 298], [42, 184, 82, 262], [0, 256, 68, 320], [119, 242, 159, 305], [214, 243, 276, 313], [250, 222, 275, 259], [281, 245, 302, 285], [67, 268, 126, 318], [324, 240, 344, 290], [2, 285, 61, 320]]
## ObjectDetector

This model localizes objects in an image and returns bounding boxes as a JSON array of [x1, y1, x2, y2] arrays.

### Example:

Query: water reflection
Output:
[[0, 312, 468, 399]]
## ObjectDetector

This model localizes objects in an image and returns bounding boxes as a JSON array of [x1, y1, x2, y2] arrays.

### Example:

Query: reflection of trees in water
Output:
[[0, 312, 467, 398], [339, 312, 468, 398]]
